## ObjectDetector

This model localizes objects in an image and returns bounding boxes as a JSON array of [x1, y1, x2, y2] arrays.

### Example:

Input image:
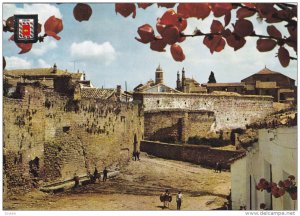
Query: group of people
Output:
[[160, 190, 183, 210], [132, 151, 140, 161], [88, 167, 108, 184]]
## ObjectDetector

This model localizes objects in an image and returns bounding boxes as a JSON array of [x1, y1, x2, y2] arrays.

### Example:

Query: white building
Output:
[[231, 126, 297, 210]]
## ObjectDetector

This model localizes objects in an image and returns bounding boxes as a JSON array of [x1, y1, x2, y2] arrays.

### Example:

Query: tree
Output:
[[115, 3, 297, 67], [208, 71, 217, 83]]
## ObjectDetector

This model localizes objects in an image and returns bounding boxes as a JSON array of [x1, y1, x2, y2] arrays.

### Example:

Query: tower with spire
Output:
[[181, 67, 186, 92], [176, 71, 182, 91], [155, 64, 164, 84]]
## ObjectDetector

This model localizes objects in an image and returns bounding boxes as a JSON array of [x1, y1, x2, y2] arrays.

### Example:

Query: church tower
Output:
[[176, 71, 182, 91], [181, 67, 186, 92], [155, 64, 164, 84]]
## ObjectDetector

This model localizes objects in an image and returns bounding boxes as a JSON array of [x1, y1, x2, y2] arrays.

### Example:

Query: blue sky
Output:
[[3, 3, 298, 90]]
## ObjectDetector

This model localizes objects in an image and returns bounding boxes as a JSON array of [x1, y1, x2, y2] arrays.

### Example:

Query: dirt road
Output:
[[4, 154, 231, 210]]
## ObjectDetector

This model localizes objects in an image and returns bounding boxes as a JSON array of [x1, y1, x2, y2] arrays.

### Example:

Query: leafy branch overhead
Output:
[[115, 3, 297, 67], [3, 3, 297, 69]]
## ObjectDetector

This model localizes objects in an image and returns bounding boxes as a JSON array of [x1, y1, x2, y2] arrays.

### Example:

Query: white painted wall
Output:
[[231, 126, 297, 210]]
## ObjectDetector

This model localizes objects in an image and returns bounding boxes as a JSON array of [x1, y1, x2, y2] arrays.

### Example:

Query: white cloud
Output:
[[31, 39, 57, 56], [70, 41, 117, 65], [3, 3, 62, 34], [37, 59, 51, 68], [5, 56, 32, 69]]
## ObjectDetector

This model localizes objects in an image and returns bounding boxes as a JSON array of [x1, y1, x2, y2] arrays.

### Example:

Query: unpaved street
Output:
[[4, 154, 231, 210]]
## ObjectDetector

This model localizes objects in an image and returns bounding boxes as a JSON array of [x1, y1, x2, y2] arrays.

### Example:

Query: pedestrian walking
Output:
[[136, 151, 140, 160], [161, 189, 171, 209], [103, 167, 108, 182], [132, 151, 137, 161], [176, 191, 183, 210]]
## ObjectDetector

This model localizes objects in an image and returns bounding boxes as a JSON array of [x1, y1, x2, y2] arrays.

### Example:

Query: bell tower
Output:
[[181, 67, 186, 92], [176, 71, 182, 91], [155, 64, 164, 84]]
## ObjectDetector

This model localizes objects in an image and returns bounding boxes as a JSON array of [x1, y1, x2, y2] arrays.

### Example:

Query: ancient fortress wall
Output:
[[144, 110, 215, 142], [136, 93, 274, 131], [3, 86, 144, 192]]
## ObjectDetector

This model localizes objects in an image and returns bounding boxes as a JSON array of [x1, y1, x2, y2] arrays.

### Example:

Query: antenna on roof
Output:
[[125, 81, 128, 102], [70, 59, 82, 72]]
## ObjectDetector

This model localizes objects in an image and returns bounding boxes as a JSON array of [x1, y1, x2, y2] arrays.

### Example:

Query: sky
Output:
[[2, 3, 298, 91]]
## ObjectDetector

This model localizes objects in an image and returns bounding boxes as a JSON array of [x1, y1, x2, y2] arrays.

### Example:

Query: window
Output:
[[63, 126, 70, 133]]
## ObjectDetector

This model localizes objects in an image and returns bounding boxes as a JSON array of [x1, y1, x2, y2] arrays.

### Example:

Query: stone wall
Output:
[[3, 85, 144, 192], [140, 140, 245, 169], [144, 110, 215, 143], [134, 92, 274, 131]]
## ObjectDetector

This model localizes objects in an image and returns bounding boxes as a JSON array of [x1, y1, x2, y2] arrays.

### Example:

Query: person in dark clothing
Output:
[[73, 174, 80, 188], [103, 167, 108, 182], [176, 191, 183, 210], [136, 151, 140, 160], [132, 151, 137, 161], [93, 166, 101, 183], [217, 162, 222, 173]]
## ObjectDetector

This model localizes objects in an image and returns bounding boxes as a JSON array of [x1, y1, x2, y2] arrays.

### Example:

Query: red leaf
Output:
[[243, 3, 256, 8], [267, 25, 282, 39], [211, 20, 223, 33], [16, 43, 33, 54], [255, 3, 275, 17], [224, 12, 231, 27], [156, 18, 165, 35], [159, 10, 187, 32], [286, 37, 297, 53], [256, 39, 277, 52], [177, 3, 210, 20], [234, 19, 253, 37], [3, 56, 6, 70], [203, 35, 225, 54], [177, 18, 187, 32], [177, 36, 186, 43], [137, 3, 153, 9], [288, 175, 296, 180], [135, 24, 155, 44], [237, 8, 256, 19], [37, 23, 42, 34], [44, 16, 63, 40], [211, 3, 233, 17], [161, 26, 180, 45], [6, 16, 14, 29], [8, 34, 33, 54], [226, 33, 246, 51], [160, 9, 178, 26], [278, 46, 290, 67], [170, 44, 185, 61], [45, 31, 61, 40], [73, 3, 92, 22], [115, 3, 136, 18], [150, 38, 167, 52], [157, 3, 176, 8], [221, 29, 231, 38], [288, 26, 297, 41]]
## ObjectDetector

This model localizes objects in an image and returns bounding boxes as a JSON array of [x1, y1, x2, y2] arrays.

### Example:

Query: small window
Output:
[[157, 100, 160, 104], [63, 126, 70, 133]]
